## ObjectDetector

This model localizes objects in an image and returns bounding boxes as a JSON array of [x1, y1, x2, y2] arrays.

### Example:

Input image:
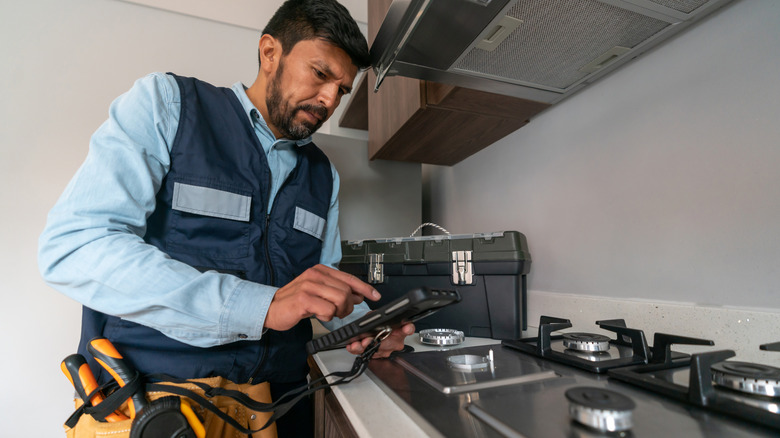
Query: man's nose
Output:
[[317, 84, 340, 110]]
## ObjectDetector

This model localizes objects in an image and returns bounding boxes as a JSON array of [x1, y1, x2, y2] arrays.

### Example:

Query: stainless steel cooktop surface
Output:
[[367, 317, 779, 437]]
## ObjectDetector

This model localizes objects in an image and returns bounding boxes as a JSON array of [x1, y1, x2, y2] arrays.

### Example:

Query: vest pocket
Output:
[[172, 182, 251, 221], [167, 181, 252, 259], [293, 206, 326, 241]]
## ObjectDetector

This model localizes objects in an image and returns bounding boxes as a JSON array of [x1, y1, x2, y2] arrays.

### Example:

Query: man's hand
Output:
[[264, 264, 380, 331], [345, 322, 415, 358]]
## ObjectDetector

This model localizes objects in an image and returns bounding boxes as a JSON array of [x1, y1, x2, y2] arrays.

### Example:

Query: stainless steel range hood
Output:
[[370, 0, 734, 104]]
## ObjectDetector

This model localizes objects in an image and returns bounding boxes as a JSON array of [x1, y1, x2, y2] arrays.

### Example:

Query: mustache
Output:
[[297, 104, 328, 122]]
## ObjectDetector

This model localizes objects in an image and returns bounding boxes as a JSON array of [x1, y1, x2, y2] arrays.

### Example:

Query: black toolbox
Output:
[[339, 231, 530, 340]]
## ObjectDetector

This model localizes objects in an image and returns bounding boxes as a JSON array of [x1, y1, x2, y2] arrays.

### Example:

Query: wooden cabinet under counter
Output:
[[309, 356, 359, 438], [339, 0, 551, 166]]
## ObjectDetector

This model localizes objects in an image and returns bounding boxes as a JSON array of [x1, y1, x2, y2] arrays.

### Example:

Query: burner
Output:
[[712, 361, 780, 397], [447, 350, 494, 372], [563, 333, 612, 352], [565, 387, 636, 433], [419, 328, 465, 346]]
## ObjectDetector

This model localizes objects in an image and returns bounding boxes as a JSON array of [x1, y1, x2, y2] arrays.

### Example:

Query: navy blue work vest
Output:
[[77, 74, 334, 385]]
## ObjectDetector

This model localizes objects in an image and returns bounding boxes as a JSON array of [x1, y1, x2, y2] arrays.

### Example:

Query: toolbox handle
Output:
[[410, 222, 451, 237]]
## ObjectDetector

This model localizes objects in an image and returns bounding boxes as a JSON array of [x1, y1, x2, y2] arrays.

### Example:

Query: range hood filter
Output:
[[453, 0, 672, 91]]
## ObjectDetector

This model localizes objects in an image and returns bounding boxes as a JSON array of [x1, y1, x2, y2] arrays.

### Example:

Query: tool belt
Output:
[[62, 332, 390, 437], [66, 377, 277, 438]]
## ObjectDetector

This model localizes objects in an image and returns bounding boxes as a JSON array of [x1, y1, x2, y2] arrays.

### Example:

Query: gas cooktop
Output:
[[367, 316, 779, 437]]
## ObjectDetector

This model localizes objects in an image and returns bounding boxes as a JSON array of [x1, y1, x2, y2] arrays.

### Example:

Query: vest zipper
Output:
[[251, 165, 296, 384], [248, 174, 275, 385], [247, 334, 271, 384], [262, 165, 298, 287], [264, 212, 275, 286]]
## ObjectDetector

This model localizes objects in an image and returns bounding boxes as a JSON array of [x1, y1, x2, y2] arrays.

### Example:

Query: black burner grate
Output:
[[608, 344, 780, 430], [502, 316, 711, 373]]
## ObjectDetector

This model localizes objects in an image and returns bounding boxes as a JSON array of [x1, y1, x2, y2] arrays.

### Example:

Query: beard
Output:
[[266, 61, 328, 140]]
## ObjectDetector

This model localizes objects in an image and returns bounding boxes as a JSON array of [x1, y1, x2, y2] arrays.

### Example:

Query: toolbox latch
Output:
[[451, 251, 474, 285], [368, 253, 384, 284]]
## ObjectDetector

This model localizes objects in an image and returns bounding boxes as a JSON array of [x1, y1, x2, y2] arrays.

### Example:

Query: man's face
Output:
[[266, 38, 358, 140]]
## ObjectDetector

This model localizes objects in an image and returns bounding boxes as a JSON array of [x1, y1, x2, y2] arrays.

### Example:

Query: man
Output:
[[38, 1, 412, 436]]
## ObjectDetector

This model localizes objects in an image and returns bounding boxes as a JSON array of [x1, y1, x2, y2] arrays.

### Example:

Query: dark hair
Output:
[[261, 0, 370, 70]]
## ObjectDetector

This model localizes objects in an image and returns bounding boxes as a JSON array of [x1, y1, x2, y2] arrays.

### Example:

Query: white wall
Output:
[[424, 0, 780, 349], [0, 0, 418, 436], [315, 132, 422, 240]]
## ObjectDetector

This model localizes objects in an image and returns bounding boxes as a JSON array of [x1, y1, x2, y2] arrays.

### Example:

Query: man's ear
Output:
[[258, 34, 281, 75]]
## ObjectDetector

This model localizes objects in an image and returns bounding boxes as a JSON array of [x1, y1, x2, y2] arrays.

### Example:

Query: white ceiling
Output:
[[118, 0, 368, 31]]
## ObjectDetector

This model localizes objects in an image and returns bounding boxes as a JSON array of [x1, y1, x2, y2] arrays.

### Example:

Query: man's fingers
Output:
[[305, 297, 339, 322], [401, 322, 415, 335], [345, 339, 364, 354], [267, 289, 336, 329], [311, 265, 381, 301], [344, 323, 416, 358], [289, 273, 356, 318], [299, 265, 378, 316], [293, 286, 357, 321], [265, 264, 379, 331]]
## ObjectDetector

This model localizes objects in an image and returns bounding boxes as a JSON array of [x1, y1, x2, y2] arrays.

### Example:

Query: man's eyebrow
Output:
[[315, 61, 353, 94]]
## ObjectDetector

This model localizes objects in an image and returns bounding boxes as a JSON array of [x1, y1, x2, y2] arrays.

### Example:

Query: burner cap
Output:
[[711, 361, 780, 397], [447, 354, 489, 372], [563, 333, 611, 352], [565, 387, 635, 432], [419, 328, 465, 346], [564, 349, 613, 362]]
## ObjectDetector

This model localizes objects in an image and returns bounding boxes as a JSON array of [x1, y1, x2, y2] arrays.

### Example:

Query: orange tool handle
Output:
[[87, 337, 148, 418], [60, 354, 129, 422], [180, 399, 207, 438]]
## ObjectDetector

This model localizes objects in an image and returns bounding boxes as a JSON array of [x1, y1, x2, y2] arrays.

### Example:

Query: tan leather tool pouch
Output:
[[65, 377, 277, 438]]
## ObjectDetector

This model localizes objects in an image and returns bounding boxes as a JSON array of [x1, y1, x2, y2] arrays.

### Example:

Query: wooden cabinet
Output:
[[339, 0, 551, 166], [309, 356, 359, 438]]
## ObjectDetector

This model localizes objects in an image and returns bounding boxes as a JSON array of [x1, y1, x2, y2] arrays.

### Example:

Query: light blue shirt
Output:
[[38, 72, 368, 348]]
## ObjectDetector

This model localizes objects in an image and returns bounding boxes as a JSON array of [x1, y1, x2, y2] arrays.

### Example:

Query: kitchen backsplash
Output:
[[526, 290, 780, 364]]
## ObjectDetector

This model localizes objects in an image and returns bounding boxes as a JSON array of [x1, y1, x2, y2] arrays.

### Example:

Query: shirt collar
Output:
[[230, 82, 313, 149]]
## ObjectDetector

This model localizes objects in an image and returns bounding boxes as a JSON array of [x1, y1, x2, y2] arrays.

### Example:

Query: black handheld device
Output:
[[306, 287, 461, 354]]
